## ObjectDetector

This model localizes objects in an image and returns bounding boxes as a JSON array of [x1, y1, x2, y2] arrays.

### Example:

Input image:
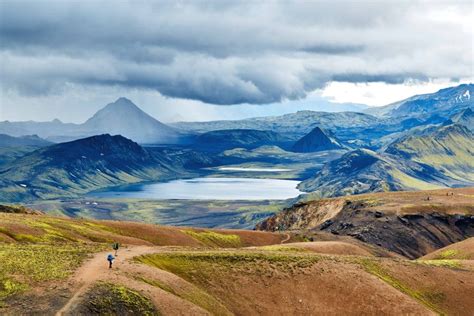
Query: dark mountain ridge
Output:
[[0, 134, 203, 202], [291, 127, 343, 152]]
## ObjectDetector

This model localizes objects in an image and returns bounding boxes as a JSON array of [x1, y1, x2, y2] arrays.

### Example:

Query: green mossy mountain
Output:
[[299, 124, 474, 196]]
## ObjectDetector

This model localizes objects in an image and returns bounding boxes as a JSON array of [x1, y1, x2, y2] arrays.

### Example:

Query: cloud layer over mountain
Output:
[[1, 0, 472, 106]]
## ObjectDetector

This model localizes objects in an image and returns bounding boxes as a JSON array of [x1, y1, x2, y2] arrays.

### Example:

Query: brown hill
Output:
[[1, 211, 473, 315], [421, 237, 474, 260], [257, 187, 474, 259]]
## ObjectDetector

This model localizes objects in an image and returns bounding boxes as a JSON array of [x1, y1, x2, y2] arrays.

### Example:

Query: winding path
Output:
[[55, 246, 210, 316]]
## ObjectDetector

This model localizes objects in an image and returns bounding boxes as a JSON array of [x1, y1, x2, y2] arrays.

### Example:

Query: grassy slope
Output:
[[138, 247, 474, 315], [0, 210, 473, 314], [0, 212, 288, 307], [387, 124, 474, 183]]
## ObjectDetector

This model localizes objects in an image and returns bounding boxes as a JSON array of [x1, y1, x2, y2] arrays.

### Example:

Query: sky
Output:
[[0, 0, 473, 123]]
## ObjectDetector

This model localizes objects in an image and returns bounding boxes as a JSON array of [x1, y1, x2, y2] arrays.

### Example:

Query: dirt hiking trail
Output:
[[56, 246, 211, 316]]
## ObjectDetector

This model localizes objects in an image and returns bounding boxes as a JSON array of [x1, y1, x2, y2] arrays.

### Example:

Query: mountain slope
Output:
[[298, 149, 444, 196], [446, 108, 474, 131], [365, 83, 473, 119], [81, 98, 179, 144], [193, 129, 291, 151], [2, 210, 474, 315], [0, 134, 190, 202], [299, 123, 474, 196], [0, 134, 52, 147], [385, 124, 474, 183], [0, 98, 182, 144], [257, 187, 474, 259], [291, 127, 343, 152]]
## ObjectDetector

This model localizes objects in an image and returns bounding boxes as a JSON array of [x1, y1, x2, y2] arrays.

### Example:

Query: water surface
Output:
[[91, 177, 301, 200]]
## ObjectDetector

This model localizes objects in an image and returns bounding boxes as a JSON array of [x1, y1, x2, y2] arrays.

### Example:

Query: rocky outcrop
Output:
[[257, 189, 474, 259]]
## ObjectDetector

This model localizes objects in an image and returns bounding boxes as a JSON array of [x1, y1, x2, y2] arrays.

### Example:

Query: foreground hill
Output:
[[299, 123, 474, 195], [1, 209, 473, 315], [0, 134, 205, 202], [420, 238, 474, 260], [193, 129, 291, 151], [291, 126, 343, 152], [257, 187, 474, 259]]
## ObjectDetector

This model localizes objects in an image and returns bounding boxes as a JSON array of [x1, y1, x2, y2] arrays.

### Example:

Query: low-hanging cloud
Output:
[[0, 0, 472, 105]]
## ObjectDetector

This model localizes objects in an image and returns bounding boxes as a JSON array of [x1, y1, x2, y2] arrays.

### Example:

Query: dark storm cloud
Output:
[[0, 0, 472, 105]]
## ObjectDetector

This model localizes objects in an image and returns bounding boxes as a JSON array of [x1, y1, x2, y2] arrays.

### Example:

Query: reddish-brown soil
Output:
[[421, 237, 474, 260], [258, 187, 474, 259]]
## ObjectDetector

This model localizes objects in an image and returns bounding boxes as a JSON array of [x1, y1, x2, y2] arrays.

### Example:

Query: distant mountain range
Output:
[[0, 134, 52, 148], [299, 123, 474, 197], [0, 83, 473, 203], [193, 129, 292, 152], [0, 98, 181, 144], [365, 83, 473, 119], [172, 111, 379, 140]]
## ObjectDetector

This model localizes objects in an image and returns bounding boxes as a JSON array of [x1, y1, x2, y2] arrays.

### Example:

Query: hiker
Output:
[[112, 242, 120, 256], [107, 254, 115, 269]]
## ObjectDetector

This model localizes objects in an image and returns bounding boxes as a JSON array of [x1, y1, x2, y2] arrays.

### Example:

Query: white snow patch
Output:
[[463, 90, 470, 99]]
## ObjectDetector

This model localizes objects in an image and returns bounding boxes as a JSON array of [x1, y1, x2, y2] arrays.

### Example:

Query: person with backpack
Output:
[[112, 242, 120, 256], [107, 254, 115, 269]]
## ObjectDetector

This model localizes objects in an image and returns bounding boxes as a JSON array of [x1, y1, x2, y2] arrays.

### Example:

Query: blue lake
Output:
[[90, 177, 302, 200]]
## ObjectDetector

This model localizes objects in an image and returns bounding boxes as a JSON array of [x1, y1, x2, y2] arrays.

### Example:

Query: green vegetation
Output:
[[416, 259, 462, 269], [258, 245, 308, 252], [0, 214, 118, 244], [136, 276, 231, 315], [25, 198, 289, 229], [436, 249, 463, 260], [357, 258, 445, 315], [137, 250, 321, 282], [182, 230, 242, 248], [84, 282, 158, 316], [0, 243, 98, 302]]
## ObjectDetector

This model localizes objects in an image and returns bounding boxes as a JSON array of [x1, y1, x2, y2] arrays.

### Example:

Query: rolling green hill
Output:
[[385, 124, 474, 184]]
